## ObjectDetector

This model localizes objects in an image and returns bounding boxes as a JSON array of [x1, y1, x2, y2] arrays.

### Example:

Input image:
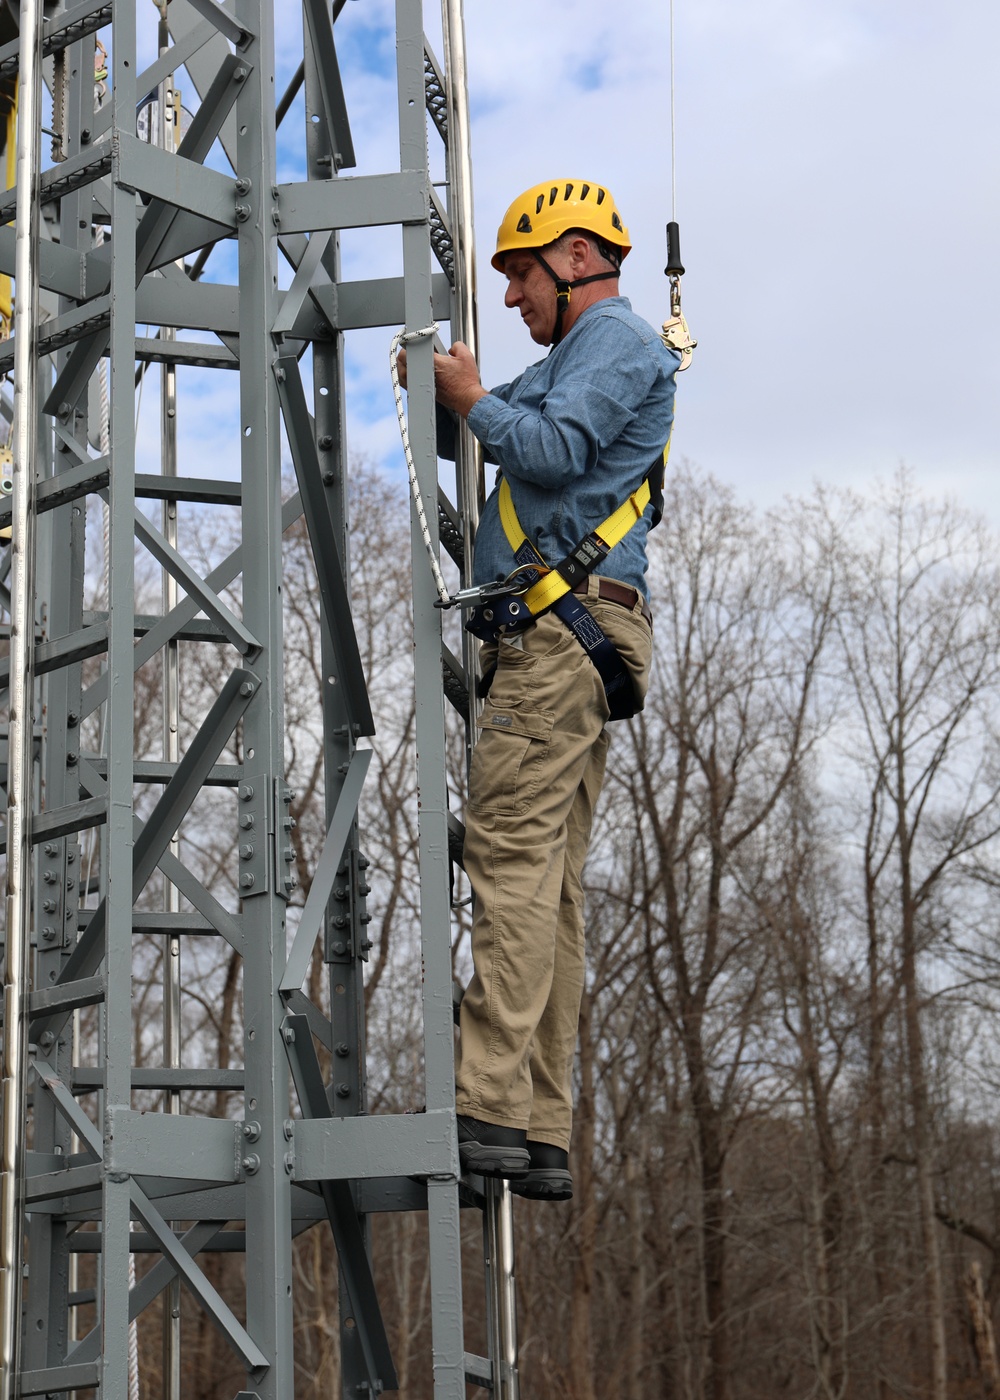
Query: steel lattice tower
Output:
[[0, 1, 517, 1395]]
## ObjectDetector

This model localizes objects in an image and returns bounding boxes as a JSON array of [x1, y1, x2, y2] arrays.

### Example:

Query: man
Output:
[[402, 179, 681, 1198]]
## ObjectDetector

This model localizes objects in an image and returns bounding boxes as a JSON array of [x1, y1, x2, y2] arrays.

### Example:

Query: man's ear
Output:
[[568, 234, 594, 274]]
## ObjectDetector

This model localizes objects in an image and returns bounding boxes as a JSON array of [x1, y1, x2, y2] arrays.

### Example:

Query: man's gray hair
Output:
[[547, 228, 622, 271]]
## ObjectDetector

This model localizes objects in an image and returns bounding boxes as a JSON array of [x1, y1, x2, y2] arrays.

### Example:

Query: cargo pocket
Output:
[[470, 700, 556, 816]]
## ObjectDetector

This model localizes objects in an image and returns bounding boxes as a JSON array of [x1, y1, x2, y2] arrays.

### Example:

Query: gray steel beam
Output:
[[282, 1014, 396, 1392], [273, 353, 374, 734], [233, 3, 296, 1393], [1, 2, 500, 1395], [293, 1111, 458, 1182]]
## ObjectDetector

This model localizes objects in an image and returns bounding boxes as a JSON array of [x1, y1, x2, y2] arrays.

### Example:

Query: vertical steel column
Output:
[[22, 21, 92, 1380], [398, 2, 467, 1396], [102, 2, 139, 1395], [440, 3, 521, 1390], [235, 0, 295, 1392], [0, 0, 44, 1392], [158, 16, 184, 1390]]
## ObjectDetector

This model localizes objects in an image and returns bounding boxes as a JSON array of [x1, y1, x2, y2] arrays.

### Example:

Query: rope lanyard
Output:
[[389, 324, 451, 605]]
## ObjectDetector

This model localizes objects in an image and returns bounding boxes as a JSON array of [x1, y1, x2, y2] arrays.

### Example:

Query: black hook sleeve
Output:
[[664, 220, 685, 276]]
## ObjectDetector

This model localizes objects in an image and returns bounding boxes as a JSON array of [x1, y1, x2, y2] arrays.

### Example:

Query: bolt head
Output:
[[240, 873, 255, 890]]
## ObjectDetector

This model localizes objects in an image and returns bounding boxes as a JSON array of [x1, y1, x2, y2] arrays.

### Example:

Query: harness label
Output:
[[491, 714, 514, 728]]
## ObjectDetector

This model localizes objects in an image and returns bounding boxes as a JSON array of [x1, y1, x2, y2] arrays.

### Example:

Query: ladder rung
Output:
[[25, 1161, 102, 1203], [442, 643, 469, 713], [447, 811, 465, 869], [19, 1362, 100, 1397], [73, 1067, 245, 1091], [29, 974, 105, 1021], [464, 1352, 493, 1387], [437, 491, 465, 570], [31, 797, 106, 845]]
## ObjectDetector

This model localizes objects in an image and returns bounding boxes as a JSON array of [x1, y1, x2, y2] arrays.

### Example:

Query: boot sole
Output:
[[459, 1143, 530, 1179], [509, 1169, 573, 1201]]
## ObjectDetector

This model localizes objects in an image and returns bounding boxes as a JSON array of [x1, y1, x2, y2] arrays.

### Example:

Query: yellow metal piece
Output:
[[0, 86, 15, 335], [0, 443, 12, 541], [492, 179, 631, 272]]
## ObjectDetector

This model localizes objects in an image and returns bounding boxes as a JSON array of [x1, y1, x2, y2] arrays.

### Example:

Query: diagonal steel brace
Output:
[[274, 354, 374, 736], [32, 667, 259, 1042]]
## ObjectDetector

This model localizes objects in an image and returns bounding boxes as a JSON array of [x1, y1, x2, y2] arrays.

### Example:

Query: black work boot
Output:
[[457, 1115, 529, 1179], [508, 1141, 573, 1201]]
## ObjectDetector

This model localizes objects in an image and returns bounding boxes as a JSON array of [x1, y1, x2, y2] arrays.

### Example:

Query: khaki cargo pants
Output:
[[455, 574, 652, 1151]]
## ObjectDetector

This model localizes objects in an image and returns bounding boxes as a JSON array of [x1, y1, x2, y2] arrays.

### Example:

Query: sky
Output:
[[139, 0, 1000, 526]]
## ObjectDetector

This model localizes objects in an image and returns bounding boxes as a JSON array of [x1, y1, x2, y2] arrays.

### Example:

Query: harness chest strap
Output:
[[497, 441, 669, 617]]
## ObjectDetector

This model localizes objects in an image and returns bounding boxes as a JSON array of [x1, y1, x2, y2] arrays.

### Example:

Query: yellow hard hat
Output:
[[492, 179, 632, 272]]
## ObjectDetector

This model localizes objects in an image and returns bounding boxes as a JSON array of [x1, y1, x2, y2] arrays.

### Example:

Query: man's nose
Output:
[[504, 282, 521, 308]]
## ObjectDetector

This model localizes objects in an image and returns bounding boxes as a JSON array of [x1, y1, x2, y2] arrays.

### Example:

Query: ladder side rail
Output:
[[300, 21, 381, 1397], [399, 2, 467, 1397], [438, 2, 521, 1393], [0, 0, 45, 1391], [234, 0, 297, 1393], [100, 2, 141, 1393], [22, 19, 95, 1379]]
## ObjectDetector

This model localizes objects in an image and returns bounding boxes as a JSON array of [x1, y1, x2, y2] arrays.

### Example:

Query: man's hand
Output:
[[433, 342, 487, 418], [396, 341, 487, 419]]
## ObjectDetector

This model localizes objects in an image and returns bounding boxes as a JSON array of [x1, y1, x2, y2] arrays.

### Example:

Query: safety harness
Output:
[[467, 445, 668, 722]]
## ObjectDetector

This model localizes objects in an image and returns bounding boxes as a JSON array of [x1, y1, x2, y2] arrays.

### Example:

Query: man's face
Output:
[[502, 249, 571, 346]]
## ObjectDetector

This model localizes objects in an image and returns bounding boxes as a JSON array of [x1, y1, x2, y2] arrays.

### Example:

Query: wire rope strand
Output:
[[670, 0, 677, 222]]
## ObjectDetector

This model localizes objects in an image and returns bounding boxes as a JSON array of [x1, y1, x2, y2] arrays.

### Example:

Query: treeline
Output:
[[118, 463, 1000, 1399]]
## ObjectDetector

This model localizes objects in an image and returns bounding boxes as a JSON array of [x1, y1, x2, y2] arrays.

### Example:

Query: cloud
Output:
[[127, 0, 999, 529]]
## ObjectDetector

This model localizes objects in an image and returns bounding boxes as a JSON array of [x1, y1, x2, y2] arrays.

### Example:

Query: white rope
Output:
[[390, 324, 450, 605], [127, 1250, 140, 1400]]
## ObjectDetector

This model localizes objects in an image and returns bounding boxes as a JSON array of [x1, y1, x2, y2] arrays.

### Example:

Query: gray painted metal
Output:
[[0, 0, 512, 1395], [0, 0, 44, 1390]]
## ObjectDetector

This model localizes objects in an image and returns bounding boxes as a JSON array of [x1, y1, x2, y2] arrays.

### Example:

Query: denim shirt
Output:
[[464, 297, 681, 600]]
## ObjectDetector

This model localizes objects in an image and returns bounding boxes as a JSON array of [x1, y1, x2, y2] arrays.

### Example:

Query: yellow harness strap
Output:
[[498, 441, 670, 616]]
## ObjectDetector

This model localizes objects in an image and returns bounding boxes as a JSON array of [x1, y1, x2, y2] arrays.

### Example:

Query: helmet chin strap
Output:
[[531, 250, 620, 345]]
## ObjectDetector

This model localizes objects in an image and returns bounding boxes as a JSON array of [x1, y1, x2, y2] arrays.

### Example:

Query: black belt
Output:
[[572, 577, 652, 626]]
